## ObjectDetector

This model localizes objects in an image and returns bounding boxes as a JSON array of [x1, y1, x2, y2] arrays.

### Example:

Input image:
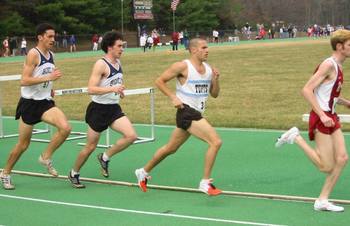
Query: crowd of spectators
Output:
[[1, 23, 348, 56]]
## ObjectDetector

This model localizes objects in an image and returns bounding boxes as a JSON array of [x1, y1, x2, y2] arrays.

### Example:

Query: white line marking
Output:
[[0, 194, 287, 226]]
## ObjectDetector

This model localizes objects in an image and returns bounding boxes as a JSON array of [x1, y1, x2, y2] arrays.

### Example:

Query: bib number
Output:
[[42, 81, 49, 88], [200, 101, 205, 110]]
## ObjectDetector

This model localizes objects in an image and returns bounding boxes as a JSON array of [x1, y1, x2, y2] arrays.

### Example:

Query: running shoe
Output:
[[199, 179, 222, 196], [38, 155, 58, 177], [97, 153, 109, 178], [0, 172, 15, 190], [68, 171, 86, 189], [314, 199, 344, 212], [135, 168, 151, 192], [275, 127, 300, 148]]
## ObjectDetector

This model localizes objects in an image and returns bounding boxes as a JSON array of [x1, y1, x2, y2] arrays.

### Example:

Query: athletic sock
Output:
[[102, 152, 109, 162], [71, 169, 79, 177], [141, 168, 148, 175]]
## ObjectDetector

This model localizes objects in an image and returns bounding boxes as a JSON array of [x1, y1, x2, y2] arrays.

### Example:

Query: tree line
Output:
[[1, 0, 349, 36]]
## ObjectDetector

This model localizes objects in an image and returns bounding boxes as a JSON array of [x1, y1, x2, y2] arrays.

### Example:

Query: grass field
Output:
[[1, 38, 350, 130]]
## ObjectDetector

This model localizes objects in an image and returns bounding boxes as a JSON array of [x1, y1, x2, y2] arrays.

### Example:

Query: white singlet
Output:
[[176, 59, 212, 113], [21, 48, 55, 100], [314, 57, 342, 113], [91, 58, 123, 104]]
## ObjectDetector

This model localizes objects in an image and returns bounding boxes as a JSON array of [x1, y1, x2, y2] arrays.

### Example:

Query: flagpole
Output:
[[121, 0, 124, 34], [172, 10, 175, 32]]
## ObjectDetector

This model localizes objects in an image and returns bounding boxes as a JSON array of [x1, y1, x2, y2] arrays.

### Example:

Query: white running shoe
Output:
[[0, 172, 15, 190], [38, 155, 58, 177], [314, 199, 344, 212], [275, 127, 300, 148], [135, 168, 151, 192]]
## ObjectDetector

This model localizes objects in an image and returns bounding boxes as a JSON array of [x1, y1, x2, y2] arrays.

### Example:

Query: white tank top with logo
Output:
[[21, 48, 54, 100], [176, 59, 212, 113], [91, 58, 123, 104]]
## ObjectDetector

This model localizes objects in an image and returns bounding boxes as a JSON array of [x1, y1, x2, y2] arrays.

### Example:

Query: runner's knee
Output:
[[209, 138, 222, 150], [15, 141, 30, 152], [58, 123, 71, 136], [335, 153, 348, 167], [125, 133, 137, 144], [319, 165, 333, 173], [85, 143, 97, 153]]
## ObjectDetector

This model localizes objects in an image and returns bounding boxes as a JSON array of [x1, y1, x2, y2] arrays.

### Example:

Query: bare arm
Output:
[[301, 60, 335, 127], [20, 49, 61, 86], [210, 66, 220, 98], [155, 61, 187, 108], [337, 97, 350, 108], [87, 60, 125, 96]]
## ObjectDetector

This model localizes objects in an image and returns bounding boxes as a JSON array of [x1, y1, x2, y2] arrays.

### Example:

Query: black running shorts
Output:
[[15, 97, 55, 125], [85, 101, 125, 132], [176, 104, 203, 130]]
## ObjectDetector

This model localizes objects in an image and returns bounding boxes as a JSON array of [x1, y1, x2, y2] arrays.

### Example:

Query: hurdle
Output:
[[0, 74, 155, 145], [302, 113, 350, 123], [0, 74, 50, 139], [54, 87, 155, 147]]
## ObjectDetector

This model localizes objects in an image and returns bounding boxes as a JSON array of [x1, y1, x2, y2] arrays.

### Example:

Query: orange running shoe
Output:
[[199, 179, 222, 196], [135, 168, 151, 192]]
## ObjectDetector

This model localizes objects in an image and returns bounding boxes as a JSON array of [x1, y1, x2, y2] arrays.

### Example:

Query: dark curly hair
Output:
[[101, 31, 123, 53]]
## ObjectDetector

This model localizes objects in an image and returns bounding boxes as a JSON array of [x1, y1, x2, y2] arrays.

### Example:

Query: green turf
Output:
[[0, 118, 349, 226], [1, 179, 349, 226]]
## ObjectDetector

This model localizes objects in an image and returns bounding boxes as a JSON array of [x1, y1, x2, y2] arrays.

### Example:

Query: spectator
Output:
[[292, 26, 298, 38], [212, 29, 219, 43], [20, 37, 27, 55], [288, 25, 293, 38], [271, 23, 276, 39], [243, 22, 251, 40], [307, 26, 313, 37], [259, 27, 266, 39], [98, 35, 103, 50], [171, 31, 179, 51], [179, 30, 184, 44], [92, 34, 98, 51], [183, 29, 189, 50], [152, 29, 160, 51], [69, 34, 76, 52], [62, 31, 68, 49], [279, 26, 284, 38], [146, 35, 153, 50], [219, 30, 225, 42], [2, 36, 10, 57], [55, 32, 60, 48], [140, 34, 147, 52], [9, 36, 18, 56]]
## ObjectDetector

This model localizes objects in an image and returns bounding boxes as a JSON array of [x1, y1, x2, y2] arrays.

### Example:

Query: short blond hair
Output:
[[188, 38, 206, 53], [330, 29, 350, 50]]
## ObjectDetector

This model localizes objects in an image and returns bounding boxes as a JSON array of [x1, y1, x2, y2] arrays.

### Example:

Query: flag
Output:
[[171, 0, 180, 11]]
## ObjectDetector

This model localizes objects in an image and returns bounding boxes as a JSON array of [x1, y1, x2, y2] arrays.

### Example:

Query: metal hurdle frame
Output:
[[0, 75, 50, 140], [0, 74, 155, 146], [53, 87, 155, 147]]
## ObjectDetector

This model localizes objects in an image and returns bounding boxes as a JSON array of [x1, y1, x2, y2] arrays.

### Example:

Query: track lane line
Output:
[[0, 194, 287, 226]]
